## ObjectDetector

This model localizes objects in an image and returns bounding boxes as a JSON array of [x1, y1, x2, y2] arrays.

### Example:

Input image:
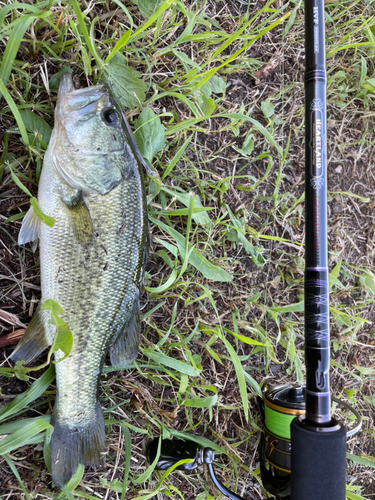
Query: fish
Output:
[[11, 73, 149, 487]]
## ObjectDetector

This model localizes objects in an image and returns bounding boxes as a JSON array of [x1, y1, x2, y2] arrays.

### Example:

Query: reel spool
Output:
[[258, 384, 305, 498], [262, 384, 305, 474]]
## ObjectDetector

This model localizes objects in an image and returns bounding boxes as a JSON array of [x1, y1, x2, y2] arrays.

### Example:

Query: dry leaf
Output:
[[0, 329, 26, 347], [254, 56, 280, 81]]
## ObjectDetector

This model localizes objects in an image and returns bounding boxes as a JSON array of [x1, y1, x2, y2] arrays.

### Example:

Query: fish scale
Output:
[[11, 73, 149, 486]]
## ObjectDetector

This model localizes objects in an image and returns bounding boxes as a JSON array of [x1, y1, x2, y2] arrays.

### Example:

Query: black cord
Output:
[[203, 448, 248, 500]]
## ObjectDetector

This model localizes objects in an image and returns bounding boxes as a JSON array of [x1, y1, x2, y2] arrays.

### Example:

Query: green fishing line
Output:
[[264, 404, 296, 440]]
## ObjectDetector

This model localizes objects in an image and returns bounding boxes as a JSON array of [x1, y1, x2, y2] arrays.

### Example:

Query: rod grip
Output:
[[290, 418, 347, 500]]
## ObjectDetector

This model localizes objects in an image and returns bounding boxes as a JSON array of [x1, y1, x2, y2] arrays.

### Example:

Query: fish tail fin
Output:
[[51, 402, 106, 487]]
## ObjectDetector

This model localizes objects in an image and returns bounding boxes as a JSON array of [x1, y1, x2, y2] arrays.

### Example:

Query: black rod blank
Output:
[[303, 0, 331, 427]]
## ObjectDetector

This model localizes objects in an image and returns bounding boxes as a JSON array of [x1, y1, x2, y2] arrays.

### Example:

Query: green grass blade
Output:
[[0, 16, 35, 95], [105, 29, 132, 63], [30, 197, 55, 227], [0, 419, 52, 454], [243, 371, 262, 397], [165, 112, 282, 155], [169, 430, 225, 454], [43, 425, 53, 473], [328, 42, 375, 57], [150, 217, 232, 282], [110, 0, 134, 28], [69, 0, 103, 69], [0, 365, 55, 423], [0, 415, 51, 435], [130, 0, 175, 40], [8, 165, 33, 196], [187, 12, 291, 90], [2, 455, 32, 500], [143, 349, 200, 376], [145, 269, 178, 294], [0, 80, 29, 145], [347, 453, 375, 469], [162, 133, 193, 179], [120, 423, 132, 500], [216, 330, 249, 423], [206, 0, 275, 65]]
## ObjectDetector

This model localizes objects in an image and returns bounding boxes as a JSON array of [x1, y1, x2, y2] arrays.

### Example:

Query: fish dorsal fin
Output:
[[18, 205, 41, 245], [62, 191, 94, 245], [10, 305, 52, 365], [110, 292, 140, 368]]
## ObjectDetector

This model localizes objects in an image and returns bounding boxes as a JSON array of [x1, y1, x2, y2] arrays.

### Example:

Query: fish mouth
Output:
[[56, 73, 109, 124]]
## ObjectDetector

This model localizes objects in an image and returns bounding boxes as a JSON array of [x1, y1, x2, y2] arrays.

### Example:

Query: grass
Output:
[[1, 0, 375, 499]]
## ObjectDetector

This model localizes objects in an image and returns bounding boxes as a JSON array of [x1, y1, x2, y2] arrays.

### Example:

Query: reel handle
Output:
[[146, 438, 247, 500]]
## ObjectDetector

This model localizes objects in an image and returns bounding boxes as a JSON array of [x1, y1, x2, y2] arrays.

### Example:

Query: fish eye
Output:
[[102, 108, 118, 126]]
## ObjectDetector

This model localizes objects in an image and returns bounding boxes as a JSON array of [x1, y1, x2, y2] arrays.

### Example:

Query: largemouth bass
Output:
[[11, 73, 149, 486]]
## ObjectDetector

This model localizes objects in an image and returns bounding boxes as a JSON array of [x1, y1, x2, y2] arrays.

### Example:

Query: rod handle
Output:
[[290, 418, 347, 500]]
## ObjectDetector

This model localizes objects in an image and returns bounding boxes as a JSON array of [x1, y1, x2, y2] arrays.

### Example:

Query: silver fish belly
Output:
[[11, 73, 149, 486]]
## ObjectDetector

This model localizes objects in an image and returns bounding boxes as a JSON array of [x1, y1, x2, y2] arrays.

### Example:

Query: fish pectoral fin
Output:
[[110, 292, 140, 368], [18, 204, 41, 245], [63, 191, 94, 245], [10, 305, 51, 364]]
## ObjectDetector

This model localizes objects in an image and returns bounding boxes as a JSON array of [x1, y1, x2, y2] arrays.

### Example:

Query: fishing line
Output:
[[264, 404, 296, 440]]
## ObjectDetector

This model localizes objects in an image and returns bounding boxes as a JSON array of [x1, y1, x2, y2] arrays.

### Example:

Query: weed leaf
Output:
[[137, 0, 163, 18], [210, 75, 226, 95], [42, 299, 73, 362], [261, 100, 274, 118], [134, 107, 165, 163], [19, 110, 51, 146], [182, 386, 218, 408], [49, 66, 73, 91], [103, 53, 147, 109], [271, 301, 304, 313]]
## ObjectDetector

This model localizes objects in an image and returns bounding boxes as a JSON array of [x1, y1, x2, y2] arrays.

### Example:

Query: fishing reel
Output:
[[257, 384, 305, 498], [145, 383, 361, 500], [145, 385, 303, 500], [257, 383, 362, 499]]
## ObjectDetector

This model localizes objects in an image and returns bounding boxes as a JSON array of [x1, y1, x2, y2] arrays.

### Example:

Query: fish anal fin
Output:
[[10, 305, 51, 364], [110, 293, 140, 368], [18, 205, 41, 245], [51, 402, 106, 487], [62, 191, 94, 245]]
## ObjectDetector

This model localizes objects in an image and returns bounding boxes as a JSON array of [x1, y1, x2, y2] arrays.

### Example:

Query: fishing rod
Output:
[[145, 1, 361, 499], [258, 0, 361, 498]]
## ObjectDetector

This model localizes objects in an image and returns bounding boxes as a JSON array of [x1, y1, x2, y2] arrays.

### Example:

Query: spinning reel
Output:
[[257, 384, 361, 499], [146, 383, 361, 500], [258, 384, 305, 498]]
